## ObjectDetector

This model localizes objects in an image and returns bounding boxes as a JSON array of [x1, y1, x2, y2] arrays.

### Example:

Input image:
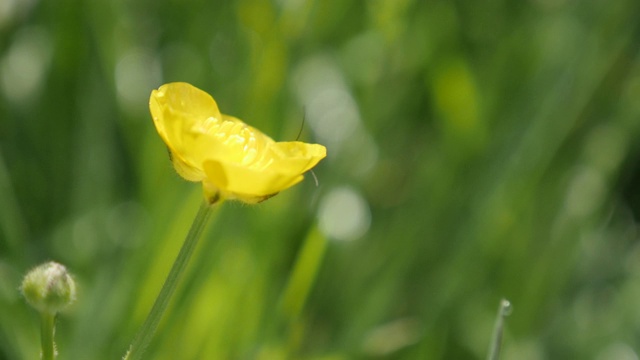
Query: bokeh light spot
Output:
[[115, 48, 161, 114], [293, 55, 361, 151], [0, 0, 37, 30], [565, 166, 606, 219], [0, 27, 51, 104], [318, 186, 371, 241], [583, 124, 627, 175], [596, 343, 638, 360]]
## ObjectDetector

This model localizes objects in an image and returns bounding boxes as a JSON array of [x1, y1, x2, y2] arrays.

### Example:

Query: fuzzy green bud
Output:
[[21, 262, 76, 314]]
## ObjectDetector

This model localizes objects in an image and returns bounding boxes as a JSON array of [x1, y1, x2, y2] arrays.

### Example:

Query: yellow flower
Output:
[[149, 82, 327, 204]]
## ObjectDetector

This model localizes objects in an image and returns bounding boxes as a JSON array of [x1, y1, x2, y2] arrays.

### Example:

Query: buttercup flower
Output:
[[150, 82, 326, 204]]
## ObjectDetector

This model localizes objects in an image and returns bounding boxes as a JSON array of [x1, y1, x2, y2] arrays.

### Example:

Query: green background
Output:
[[2, 0, 640, 359]]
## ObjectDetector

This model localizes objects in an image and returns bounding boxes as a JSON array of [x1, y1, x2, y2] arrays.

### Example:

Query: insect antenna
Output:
[[310, 169, 319, 187], [295, 107, 306, 141], [295, 108, 320, 187]]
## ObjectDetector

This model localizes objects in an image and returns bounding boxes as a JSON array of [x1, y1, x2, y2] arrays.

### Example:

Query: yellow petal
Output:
[[266, 142, 327, 174], [150, 82, 224, 181], [203, 160, 304, 200], [202, 142, 326, 198], [149, 82, 327, 203], [213, 115, 275, 166]]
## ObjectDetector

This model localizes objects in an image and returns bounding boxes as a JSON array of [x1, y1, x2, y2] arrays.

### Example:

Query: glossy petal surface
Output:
[[150, 82, 326, 203]]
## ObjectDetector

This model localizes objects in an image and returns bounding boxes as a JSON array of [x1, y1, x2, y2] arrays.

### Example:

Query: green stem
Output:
[[40, 312, 55, 360], [279, 225, 327, 355], [280, 226, 327, 322], [124, 201, 215, 360], [486, 299, 512, 360]]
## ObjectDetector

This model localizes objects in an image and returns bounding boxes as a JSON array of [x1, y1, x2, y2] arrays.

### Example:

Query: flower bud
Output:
[[21, 262, 76, 314]]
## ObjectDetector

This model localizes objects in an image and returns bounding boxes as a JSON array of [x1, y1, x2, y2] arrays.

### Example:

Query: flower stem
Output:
[[40, 312, 55, 360], [124, 201, 215, 360]]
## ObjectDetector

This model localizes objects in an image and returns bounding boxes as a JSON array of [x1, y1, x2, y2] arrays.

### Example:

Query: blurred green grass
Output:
[[2, 0, 640, 359]]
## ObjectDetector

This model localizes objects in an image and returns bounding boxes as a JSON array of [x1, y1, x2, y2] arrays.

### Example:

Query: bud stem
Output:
[[124, 201, 215, 360], [40, 312, 55, 360]]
